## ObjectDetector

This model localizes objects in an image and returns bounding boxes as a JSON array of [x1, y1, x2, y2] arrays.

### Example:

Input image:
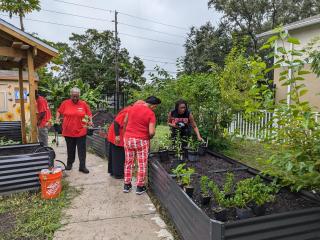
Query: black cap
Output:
[[145, 96, 161, 105]]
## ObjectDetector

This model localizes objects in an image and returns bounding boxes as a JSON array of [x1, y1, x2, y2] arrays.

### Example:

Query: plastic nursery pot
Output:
[[213, 208, 227, 222], [236, 207, 252, 220], [184, 186, 194, 198], [251, 204, 267, 216], [200, 194, 211, 205], [158, 149, 169, 162], [198, 145, 207, 156], [186, 149, 199, 162]]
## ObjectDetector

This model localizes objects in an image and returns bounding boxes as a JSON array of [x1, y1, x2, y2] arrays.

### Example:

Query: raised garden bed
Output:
[[86, 131, 108, 158], [0, 121, 22, 142], [148, 150, 320, 240], [0, 143, 53, 195]]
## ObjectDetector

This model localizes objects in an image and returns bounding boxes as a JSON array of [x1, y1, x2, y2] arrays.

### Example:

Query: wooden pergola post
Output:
[[18, 62, 27, 144], [27, 48, 37, 143]]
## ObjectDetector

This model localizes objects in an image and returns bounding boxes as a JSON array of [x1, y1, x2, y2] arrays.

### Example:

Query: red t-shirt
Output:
[[107, 107, 130, 147], [124, 104, 156, 140], [37, 96, 52, 128], [58, 99, 92, 137]]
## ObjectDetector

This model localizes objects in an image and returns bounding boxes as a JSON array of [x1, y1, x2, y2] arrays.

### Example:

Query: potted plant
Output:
[[172, 163, 186, 188], [233, 193, 252, 220], [200, 176, 211, 205], [223, 172, 235, 199], [182, 167, 195, 198], [198, 138, 208, 156], [208, 180, 233, 222], [158, 135, 171, 162], [186, 137, 200, 162]]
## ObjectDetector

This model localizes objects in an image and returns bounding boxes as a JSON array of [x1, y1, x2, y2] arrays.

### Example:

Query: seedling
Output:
[[200, 176, 210, 197]]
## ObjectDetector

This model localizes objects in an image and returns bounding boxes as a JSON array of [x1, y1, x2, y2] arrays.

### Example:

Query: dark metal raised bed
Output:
[[0, 121, 22, 142], [148, 151, 320, 240], [0, 143, 52, 195], [86, 131, 108, 159]]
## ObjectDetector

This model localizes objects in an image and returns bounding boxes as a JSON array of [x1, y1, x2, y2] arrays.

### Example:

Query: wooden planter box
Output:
[[148, 151, 320, 240]]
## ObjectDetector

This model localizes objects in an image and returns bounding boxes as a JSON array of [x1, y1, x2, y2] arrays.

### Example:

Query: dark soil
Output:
[[0, 211, 16, 239], [158, 153, 320, 222]]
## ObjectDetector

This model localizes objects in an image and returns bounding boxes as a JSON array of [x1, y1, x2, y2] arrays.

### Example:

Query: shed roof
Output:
[[257, 14, 320, 38], [0, 18, 58, 69]]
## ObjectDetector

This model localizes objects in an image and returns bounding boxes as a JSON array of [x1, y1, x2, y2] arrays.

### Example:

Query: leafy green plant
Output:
[[158, 134, 171, 151], [172, 163, 186, 184], [0, 137, 19, 146], [223, 172, 235, 195], [181, 167, 195, 187], [200, 176, 210, 196], [187, 137, 200, 151], [208, 180, 233, 209]]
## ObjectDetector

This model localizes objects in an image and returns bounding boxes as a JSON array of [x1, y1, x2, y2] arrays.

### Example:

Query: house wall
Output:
[[274, 24, 320, 109], [0, 80, 32, 122]]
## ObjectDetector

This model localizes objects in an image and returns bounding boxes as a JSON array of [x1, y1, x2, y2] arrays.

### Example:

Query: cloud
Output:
[[1, 0, 221, 78]]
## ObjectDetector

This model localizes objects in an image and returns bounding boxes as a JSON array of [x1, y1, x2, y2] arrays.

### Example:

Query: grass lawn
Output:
[[151, 125, 276, 171], [0, 181, 79, 240]]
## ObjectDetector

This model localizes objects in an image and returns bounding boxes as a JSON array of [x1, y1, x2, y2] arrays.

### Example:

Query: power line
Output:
[[142, 58, 176, 65], [119, 32, 183, 46], [118, 22, 185, 39], [50, 0, 188, 31], [118, 12, 188, 31], [51, 0, 113, 13], [134, 54, 177, 61], [42, 9, 113, 22], [145, 69, 178, 74]]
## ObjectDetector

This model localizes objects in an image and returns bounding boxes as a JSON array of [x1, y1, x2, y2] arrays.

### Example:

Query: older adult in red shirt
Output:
[[56, 87, 92, 174], [36, 91, 52, 147], [123, 96, 161, 195]]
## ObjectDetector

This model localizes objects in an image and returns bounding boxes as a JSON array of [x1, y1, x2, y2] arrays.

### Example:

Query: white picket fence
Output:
[[228, 111, 320, 140]]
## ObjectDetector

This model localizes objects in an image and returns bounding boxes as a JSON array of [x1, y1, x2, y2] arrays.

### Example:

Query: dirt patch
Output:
[[0, 211, 16, 239], [159, 154, 319, 222]]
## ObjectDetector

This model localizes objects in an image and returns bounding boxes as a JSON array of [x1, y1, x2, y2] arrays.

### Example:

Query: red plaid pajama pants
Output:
[[124, 137, 150, 186]]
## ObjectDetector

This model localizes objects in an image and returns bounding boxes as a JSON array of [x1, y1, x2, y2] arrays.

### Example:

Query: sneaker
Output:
[[65, 164, 72, 171], [136, 186, 147, 195], [79, 167, 90, 174], [123, 183, 132, 193]]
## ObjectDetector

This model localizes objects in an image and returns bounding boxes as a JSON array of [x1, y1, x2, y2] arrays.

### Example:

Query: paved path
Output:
[[53, 137, 173, 240]]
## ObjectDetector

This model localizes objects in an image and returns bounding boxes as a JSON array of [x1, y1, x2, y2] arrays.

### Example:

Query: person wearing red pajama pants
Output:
[[123, 96, 161, 195]]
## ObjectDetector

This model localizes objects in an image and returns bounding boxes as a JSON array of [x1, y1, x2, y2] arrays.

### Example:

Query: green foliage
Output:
[[39, 78, 105, 114], [246, 30, 320, 191], [208, 179, 234, 209], [0, 137, 19, 146], [235, 176, 277, 207], [158, 134, 172, 151], [171, 163, 186, 184], [187, 137, 201, 151], [0, 0, 40, 17], [200, 176, 210, 196], [223, 172, 234, 195], [181, 167, 195, 187], [0, 181, 78, 240]]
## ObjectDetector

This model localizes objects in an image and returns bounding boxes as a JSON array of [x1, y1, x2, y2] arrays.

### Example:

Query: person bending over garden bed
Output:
[[123, 96, 161, 195]]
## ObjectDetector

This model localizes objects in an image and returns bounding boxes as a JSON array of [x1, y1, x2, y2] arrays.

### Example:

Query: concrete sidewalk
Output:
[[53, 138, 174, 240]]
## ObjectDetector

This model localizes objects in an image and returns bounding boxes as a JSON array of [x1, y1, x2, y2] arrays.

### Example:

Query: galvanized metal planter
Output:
[[86, 131, 108, 159], [0, 121, 22, 142], [0, 143, 51, 195], [148, 152, 320, 240]]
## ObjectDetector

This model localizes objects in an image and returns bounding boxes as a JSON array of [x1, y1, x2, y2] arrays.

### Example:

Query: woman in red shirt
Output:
[[56, 87, 92, 174], [123, 96, 161, 195], [107, 100, 145, 179]]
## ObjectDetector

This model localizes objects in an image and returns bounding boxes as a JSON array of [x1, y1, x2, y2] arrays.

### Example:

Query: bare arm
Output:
[[189, 113, 203, 141], [149, 122, 156, 139], [167, 112, 177, 128], [56, 111, 61, 123]]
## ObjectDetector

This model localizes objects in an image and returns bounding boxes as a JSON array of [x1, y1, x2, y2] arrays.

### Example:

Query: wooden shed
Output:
[[0, 18, 58, 143]]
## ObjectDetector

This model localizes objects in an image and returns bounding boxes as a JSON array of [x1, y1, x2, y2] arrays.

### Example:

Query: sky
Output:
[[0, 0, 222, 79]]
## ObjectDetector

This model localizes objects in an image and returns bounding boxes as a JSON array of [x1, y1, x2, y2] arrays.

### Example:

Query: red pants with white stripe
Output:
[[124, 138, 150, 187]]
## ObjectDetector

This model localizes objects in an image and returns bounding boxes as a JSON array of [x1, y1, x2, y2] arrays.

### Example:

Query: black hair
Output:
[[175, 99, 188, 112], [145, 96, 161, 105]]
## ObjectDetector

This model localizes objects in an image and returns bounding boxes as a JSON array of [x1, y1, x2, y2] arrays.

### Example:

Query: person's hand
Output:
[[55, 118, 61, 124], [198, 136, 204, 142], [88, 121, 94, 127], [115, 136, 120, 145]]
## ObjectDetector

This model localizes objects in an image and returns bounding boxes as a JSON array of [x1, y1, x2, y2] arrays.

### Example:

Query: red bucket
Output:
[[39, 168, 62, 199]]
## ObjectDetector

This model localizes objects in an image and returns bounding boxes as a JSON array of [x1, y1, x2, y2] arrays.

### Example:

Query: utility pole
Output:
[[114, 10, 120, 112]]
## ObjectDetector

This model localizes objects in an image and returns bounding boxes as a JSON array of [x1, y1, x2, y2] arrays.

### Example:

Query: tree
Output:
[[208, 0, 320, 52], [0, 0, 40, 31], [183, 22, 232, 74], [61, 29, 145, 93]]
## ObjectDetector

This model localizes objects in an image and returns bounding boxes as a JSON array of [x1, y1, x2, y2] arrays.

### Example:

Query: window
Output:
[[14, 87, 28, 103], [0, 91, 8, 112]]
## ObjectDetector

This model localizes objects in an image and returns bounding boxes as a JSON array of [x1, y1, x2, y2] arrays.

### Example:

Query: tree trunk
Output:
[[19, 13, 24, 31]]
